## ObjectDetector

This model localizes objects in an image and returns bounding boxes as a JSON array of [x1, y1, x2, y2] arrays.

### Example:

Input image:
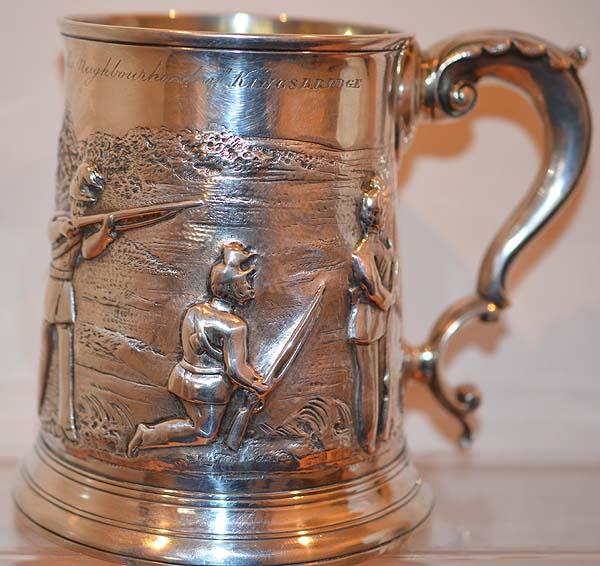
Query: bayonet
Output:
[[225, 282, 326, 450]]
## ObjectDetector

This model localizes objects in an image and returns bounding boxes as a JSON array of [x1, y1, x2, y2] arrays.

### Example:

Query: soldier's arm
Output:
[[48, 217, 66, 242], [352, 253, 394, 311], [49, 215, 79, 240], [49, 217, 81, 258], [51, 238, 80, 259], [81, 214, 117, 259], [223, 321, 269, 393]]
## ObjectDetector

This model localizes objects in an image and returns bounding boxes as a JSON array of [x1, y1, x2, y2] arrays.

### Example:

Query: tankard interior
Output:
[[60, 13, 409, 50], [67, 13, 400, 36]]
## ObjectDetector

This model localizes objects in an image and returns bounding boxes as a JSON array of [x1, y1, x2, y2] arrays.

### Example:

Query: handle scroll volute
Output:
[[404, 31, 591, 445]]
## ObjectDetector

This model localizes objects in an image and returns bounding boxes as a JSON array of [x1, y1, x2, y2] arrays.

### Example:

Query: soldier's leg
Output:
[[129, 410, 197, 454], [378, 334, 393, 441], [56, 323, 77, 441], [186, 401, 227, 443], [353, 342, 379, 454], [38, 321, 54, 415], [128, 402, 227, 456]]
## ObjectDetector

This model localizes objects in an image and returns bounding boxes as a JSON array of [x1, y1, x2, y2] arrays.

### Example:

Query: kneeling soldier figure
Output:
[[128, 242, 269, 456]]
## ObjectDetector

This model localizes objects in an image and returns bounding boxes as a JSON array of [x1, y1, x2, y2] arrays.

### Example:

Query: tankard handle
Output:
[[403, 31, 591, 445]]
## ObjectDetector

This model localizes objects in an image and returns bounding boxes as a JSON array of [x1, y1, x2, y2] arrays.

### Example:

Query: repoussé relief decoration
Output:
[[39, 163, 116, 441], [38, 162, 206, 442], [39, 117, 376, 461], [348, 174, 399, 454], [128, 242, 325, 455]]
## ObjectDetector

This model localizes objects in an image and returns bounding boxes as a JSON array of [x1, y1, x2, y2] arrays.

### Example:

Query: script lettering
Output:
[[66, 56, 363, 91]]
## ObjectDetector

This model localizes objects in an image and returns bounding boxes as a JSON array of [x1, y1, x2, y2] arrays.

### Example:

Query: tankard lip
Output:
[[59, 12, 411, 52]]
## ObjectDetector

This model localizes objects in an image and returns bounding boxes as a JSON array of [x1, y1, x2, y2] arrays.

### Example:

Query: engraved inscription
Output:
[[66, 56, 363, 90]]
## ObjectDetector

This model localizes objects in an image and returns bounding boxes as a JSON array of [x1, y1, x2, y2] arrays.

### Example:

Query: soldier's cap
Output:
[[367, 174, 384, 192], [223, 242, 256, 267], [69, 163, 105, 202]]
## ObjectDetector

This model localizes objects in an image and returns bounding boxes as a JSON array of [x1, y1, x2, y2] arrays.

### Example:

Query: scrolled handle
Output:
[[404, 31, 591, 444]]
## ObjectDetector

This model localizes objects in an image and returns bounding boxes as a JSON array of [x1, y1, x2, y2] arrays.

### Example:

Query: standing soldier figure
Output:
[[348, 176, 398, 454], [127, 242, 270, 457], [38, 163, 117, 441]]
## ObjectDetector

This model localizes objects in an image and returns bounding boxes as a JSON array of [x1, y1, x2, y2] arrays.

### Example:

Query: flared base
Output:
[[14, 441, 433, 565]]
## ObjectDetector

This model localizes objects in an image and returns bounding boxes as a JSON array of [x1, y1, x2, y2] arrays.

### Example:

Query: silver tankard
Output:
[[15, 13, 591, 565]]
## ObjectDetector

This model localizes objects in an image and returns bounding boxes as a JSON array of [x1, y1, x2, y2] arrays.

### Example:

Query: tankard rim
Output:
[[59, 12, 411, 52]]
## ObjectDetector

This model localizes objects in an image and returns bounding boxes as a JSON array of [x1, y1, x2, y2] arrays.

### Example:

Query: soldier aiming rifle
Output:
[[39, 163, 205, 441], [38, 163, 117, 441]]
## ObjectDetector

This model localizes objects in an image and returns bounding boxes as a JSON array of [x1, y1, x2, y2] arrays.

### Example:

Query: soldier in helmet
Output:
[[38, 163, 117, 441], [348, 176, 398, 454], [127, 242, 270, 456]]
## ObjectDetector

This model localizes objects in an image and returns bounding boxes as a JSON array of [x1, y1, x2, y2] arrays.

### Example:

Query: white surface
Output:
[[0, 0, 599, 463]]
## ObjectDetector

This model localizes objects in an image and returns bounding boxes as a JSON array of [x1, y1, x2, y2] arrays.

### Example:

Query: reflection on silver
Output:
[[15, 14, 591, 566]]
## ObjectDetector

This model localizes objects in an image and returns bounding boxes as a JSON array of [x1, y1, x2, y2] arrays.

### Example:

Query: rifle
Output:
[[72, 198, 205, 232], [225, 282, 326, 451]]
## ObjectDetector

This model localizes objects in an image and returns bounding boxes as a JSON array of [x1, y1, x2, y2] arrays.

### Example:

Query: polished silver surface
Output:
[[407, 31, 592, 444], [14, 13, 591, 566], [421, 31, 591, 309]]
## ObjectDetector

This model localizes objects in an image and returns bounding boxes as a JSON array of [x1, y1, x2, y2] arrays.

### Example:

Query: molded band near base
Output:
[[14, 440, 433, 565]]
